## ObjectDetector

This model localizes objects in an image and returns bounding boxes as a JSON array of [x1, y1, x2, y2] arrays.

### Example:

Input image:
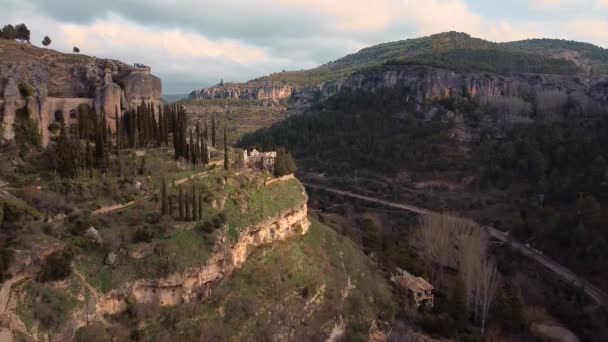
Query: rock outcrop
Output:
[[96, 201, 310, 315], [189, 81, 293, 103], [0, 39, 162, 146], [306, 65, 602, 106]]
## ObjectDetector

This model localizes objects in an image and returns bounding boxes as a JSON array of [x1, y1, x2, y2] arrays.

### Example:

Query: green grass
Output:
[[223, 178, 305, 231], [75, 175, 305, 292], [138, 218, 396, 341], [76, 228, 211, 292]]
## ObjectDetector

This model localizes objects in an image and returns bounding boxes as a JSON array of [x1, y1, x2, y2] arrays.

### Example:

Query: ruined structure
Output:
[[0, 39, 162, 147], [391, 269, 434, 308], [242, 149, 276, 171]]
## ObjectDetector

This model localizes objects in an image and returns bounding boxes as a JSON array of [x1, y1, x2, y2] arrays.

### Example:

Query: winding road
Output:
[[304, 182, 607, 306]]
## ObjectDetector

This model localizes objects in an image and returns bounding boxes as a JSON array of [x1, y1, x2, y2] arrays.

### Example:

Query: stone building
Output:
[[242, 149, 277, 171], [0, 40, 162, 147], [391, 269, 434, 308]]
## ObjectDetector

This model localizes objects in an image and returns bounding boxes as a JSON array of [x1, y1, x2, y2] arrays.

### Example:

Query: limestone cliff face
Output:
[[308, 65, 600, 104], [96, 201, 310, 316], [189, 81, 294, 103], [0, 39, 162, 146]]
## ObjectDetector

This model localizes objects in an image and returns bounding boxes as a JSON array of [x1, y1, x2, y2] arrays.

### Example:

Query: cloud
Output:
[[277, 0, 404, 31], [567, 19, 608, 46], [404, 0, 539, 42], [61, 17, 268, 64]]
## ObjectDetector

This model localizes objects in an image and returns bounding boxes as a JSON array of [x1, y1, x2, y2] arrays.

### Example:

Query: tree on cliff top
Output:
[[223, 126, 229, 170], [211, 115, 217, 148], [15, 24, 30, 42], [0, 25, 16, 40], [274, 148, 296, 177], [42, 35, 51, 47], [73, 46, 80, 53]]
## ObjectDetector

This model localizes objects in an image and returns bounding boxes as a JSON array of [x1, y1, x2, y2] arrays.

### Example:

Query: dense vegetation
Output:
[[239, 86, 460, 175], [0, 23, 30, 42], [478, 119, 608, 285], [390, 48, 580, 75]]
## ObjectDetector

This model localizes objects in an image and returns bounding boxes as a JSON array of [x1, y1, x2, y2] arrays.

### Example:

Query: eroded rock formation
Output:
[[96, 201, 310, 316], [0, 39, 162, 146], [189, 81, 294, 103]]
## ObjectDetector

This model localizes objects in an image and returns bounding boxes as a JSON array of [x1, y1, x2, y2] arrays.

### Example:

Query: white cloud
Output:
[[404, 0, 539, 42], [567, 19, 608, 46], [61, 16, 268, 65], [277, 0, 404, 31]]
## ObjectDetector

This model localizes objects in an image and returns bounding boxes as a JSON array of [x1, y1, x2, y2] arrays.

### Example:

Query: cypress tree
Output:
[[211, 115, 216, 148], [189, 129, 196, 166], [203, 121, 209, 143], [198, 189, 203, 220], [192, 182, 198, 221], [169, 196, 173, 217], [223, 126, 229, 170], [178, 186, 184, 220], [56, 121, 78, 178], [184, 188, 191, 221], [161, 176, 168, 216], [203, 139, 209, 165]]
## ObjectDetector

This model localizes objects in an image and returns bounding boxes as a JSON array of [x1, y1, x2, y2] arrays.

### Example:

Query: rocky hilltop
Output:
[[0, 38, 162, 146], [189, 81, 293, 104], [308, 64, 608, 106]]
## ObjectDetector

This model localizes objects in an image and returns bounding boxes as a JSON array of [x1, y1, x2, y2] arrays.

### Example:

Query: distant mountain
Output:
[[251, 32, 608, 86]]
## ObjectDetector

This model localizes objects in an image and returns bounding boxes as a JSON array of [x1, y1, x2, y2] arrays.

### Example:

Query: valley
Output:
[[2, 24, 608, 342]]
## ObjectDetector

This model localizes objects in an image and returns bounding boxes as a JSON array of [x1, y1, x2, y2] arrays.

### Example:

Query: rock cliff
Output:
[[189, 81, 293, 103], [298, 64, 607, 107], [0, 38, 162, 146], [96, 201, 310, 316]]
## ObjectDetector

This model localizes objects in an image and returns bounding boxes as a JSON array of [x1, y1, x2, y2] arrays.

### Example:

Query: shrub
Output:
[[30, 285, 74, 330], [1, 198, 41, 224], [274, 148, 296, 177], [132, 227, 153, 243], [38, 249, 74, 282], [18, 83, 35, 97], [13, 108, 41, 153]]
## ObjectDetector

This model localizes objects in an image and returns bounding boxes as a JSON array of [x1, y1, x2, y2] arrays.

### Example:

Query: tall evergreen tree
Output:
[[191, 182, 198, 221], [211, 115, 217, 148], [223, 126, 229, 170], [56, 122, 78, 178], [178, 187, 184, 220], [161, 176, 168, 216]]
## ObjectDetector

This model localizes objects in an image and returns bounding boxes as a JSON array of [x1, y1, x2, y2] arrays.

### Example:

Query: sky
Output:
[[1, 0, 608, 94]]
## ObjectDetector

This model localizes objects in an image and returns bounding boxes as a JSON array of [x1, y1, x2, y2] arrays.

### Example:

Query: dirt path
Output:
[[0, 275, 28, 342], [304, 182, 607, 306], [71, 266, 111, 326]]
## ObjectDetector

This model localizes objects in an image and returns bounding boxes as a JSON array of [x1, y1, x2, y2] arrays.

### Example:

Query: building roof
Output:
[[395, 275, 434, 292]]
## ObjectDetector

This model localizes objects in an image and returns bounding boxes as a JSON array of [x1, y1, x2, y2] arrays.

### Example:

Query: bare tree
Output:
[[413, 213, 476, 285], [479, 259, 500, 336], [457, 224, 488, 320]]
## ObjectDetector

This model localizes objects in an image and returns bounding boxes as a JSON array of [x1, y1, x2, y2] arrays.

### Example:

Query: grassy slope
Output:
[[76, 175, 306, 292], [139, 218, 396, 341]]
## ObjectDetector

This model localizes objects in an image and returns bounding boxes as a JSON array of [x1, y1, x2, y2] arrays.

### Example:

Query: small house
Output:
[[392, 269, 434, 308]]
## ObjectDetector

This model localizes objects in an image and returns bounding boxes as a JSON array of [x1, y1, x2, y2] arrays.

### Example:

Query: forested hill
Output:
[[253, 32, 608, 86]]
